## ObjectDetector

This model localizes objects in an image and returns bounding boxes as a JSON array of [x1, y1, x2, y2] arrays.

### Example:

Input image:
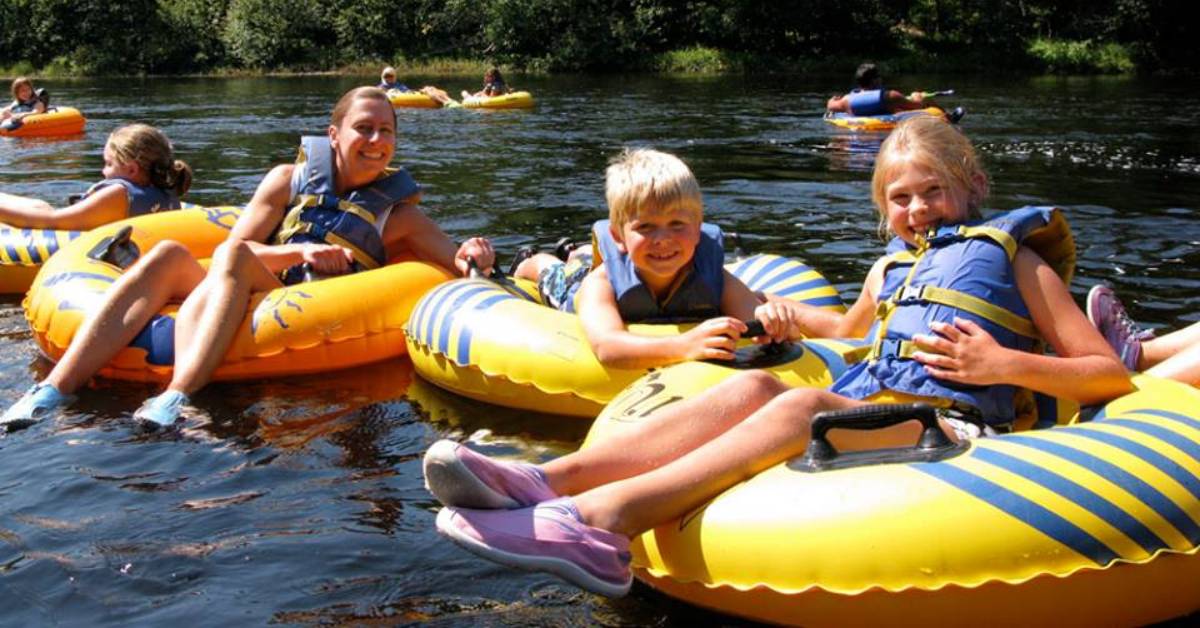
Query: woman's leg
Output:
[[46, 241, 205, 393], [165, 240, 283, 395]]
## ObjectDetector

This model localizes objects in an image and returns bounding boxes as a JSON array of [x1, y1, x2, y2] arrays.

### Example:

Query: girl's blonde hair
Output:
[[107, 124, 192, 197], [871, 116, 988, 239], [11, 77, 32, 100], [605, 148, 703, 227]]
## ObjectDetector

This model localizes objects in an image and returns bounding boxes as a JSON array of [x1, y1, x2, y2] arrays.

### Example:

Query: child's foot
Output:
[[423, 439, 557, 509], [1087, 285, 1154, 371], [436, 498, 631, 597], [1, 383, 74, 432], [133, 390, 189, 431]]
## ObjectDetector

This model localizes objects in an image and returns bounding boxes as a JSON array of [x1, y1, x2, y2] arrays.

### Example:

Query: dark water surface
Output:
[[2, 73, 1199, 625]]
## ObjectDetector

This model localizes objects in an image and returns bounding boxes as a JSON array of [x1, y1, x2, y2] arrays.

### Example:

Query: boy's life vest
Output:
[[846, 88, 888, 116], [274, 135, 420, 285], [584, 219, 726, 322], [830, 206, 1076, 425], [83, 177, 181, 216]]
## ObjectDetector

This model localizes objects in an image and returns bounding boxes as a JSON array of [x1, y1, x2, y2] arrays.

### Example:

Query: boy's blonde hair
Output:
[[381, 66, 396, 81], [11, 77, 32, 100], [872, 116, 989, 238], [107, 124, 193, 197], [605, 148, 702, 227]]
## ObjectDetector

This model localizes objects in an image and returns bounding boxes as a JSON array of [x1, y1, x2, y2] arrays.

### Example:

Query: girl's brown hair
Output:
[[11, 77, 33, 100], [106, 124, 192, 197], [330, 86, 394, 127]]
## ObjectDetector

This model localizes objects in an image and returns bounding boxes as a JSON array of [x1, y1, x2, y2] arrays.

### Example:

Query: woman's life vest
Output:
[[83, 178, 180, 216], [483, 79, 507, 96], [586, 219, 725, 322], [830, 206, 1075, 425], [274, 135, 420, 285], [847, 88, 888, 116], [9, 96, 40, 114], [379, 81, 409, 92]]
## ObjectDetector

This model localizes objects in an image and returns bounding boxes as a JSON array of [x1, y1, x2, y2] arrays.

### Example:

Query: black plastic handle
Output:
[[86, 225, 140, 270], [742, 319, 766, 338], [797, 403, 962, 472]]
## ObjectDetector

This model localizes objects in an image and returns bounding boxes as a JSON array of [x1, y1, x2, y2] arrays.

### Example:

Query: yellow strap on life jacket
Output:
[[275, 195, 382, 270], [898, 284, 1038, 338], [956, 224, 1018, 259]]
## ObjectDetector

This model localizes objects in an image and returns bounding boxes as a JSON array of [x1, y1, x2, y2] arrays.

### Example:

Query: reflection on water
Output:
[[1, 73, 1198, 624]]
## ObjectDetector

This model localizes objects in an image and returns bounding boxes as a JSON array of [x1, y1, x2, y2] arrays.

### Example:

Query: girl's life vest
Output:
[[83, 177, 181, 216], [585, 219, 725, 322], [9, 96, 41, 114], [274, 135, 420, 285], [830, 206, 1075, 425], [847, 88, 888, 116]]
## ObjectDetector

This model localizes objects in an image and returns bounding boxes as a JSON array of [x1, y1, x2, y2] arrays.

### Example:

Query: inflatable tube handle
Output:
[[86, 225, 140, 270], [797, 403, 963, 471]]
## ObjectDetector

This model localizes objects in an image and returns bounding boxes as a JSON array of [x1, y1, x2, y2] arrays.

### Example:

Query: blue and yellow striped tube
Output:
[[0, 223, 83, 293], [582, 373, 1200, 626], [405, 253, 858, 417]]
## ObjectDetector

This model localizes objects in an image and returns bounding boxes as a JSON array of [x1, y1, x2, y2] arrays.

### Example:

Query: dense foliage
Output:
[[0, 0, 1192, 75]]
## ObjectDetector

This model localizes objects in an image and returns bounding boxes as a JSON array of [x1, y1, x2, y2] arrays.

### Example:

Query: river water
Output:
[[1, 73, 1198, 625]]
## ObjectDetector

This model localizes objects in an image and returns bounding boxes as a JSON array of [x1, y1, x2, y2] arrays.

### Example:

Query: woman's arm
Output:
[[0, 185, 127, 230], [913, 247, 1131, 405], [381, 201, 494, 276]]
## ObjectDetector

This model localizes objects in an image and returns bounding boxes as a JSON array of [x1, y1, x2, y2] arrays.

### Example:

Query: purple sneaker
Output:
[[436, 498, 632, 597], [1087, 285, 1154, 371], [423, 439, 557, 509]]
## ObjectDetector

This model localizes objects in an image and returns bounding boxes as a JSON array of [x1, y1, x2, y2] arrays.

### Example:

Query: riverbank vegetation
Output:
[[0, 0, 1192, 77]]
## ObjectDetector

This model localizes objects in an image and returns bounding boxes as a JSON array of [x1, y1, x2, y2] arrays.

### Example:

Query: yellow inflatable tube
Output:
[[583, 370, 1200, 626], [387, 90, 441, 109], [0, 107, 87, 138], [0, 223, 83, 293], [462, 91, 535, 109], [823, 106, 955, 132], [406, 254, 860, 417], [24, 206, 451, 382]]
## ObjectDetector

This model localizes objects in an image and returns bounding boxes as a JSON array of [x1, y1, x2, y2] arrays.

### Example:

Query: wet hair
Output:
[[871, 116, 988, 239], [106, 124, 193, 197], [605, 148, 703, 227], [11, 77, 33, 100], [381, 66, 396, 81], [855, 63, 881, 89], [331, 86, 395, 127]]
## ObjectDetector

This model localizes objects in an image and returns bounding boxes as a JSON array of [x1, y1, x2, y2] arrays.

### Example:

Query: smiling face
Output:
[[14, 83, 32, 101], [614, 204, 702, 293], [883, 158, 970, 244], [329, 96, 396, 192]]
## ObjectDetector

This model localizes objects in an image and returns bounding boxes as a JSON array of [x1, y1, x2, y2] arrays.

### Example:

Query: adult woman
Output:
[[3, 87, 494, 431]]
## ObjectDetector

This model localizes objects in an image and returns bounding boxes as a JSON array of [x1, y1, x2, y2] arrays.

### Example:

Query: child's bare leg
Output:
[[45, 241, 205, 393], [566, 244, 593, 264], [571, 387, 927, 537], [1142, 320, 1200, 369], [165, 241, 283, 394], [1147, 340, 1200, 385], [542, 371, 790, 496], [514, 252, 565, 282]]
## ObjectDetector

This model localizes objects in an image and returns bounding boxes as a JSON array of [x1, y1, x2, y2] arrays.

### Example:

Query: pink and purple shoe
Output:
[[1086, 285, 1154, 371], [423, 439, 557, 509], [436, 497, 632, 597]]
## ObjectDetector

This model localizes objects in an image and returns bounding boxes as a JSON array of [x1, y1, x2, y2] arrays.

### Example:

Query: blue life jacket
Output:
[[589, 219, 726, 322], [275, 135, 420, 285], [830, 206, 1075, 425], [847, 88, 888, 116], [379, 81, 409, 92], [9, 97, 40, 114], [484, 80, 507, 95], [83, 177, 180, 216]]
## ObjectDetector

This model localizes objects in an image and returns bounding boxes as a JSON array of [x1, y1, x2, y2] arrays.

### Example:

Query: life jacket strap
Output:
[[879, 284, 1038, 339]]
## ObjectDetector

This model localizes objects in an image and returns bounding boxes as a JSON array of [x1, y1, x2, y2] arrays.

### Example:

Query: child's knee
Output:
[[731, 370, 789, 402], [141, 240, 193, 269], [210, 240, 255, 274]]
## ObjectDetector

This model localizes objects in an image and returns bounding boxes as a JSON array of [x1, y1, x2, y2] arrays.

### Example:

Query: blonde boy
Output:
[[515, 148, 816, 368]]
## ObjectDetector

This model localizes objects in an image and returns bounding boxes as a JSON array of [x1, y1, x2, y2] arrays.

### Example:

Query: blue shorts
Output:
[[537, 254, 592, 312]]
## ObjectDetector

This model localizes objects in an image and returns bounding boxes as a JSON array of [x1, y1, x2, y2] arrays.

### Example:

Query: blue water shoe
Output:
[[1, 383, 74, 433], [133, 390, 189, 431]]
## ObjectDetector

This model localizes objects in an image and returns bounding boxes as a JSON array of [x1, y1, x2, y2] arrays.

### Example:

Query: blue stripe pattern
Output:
[[435, 285, 498, 355], [738, 256, 791, 291], [973, 447, 1168, 555], [1004, 435, 1200, 545], [43, 271, 116, 287], [454, 293, 517, 366], [1067, 429, 1200, 503], [770, 277, 830, 298], [799, 341, 846, 381], [915, 463, 1119, 565]]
